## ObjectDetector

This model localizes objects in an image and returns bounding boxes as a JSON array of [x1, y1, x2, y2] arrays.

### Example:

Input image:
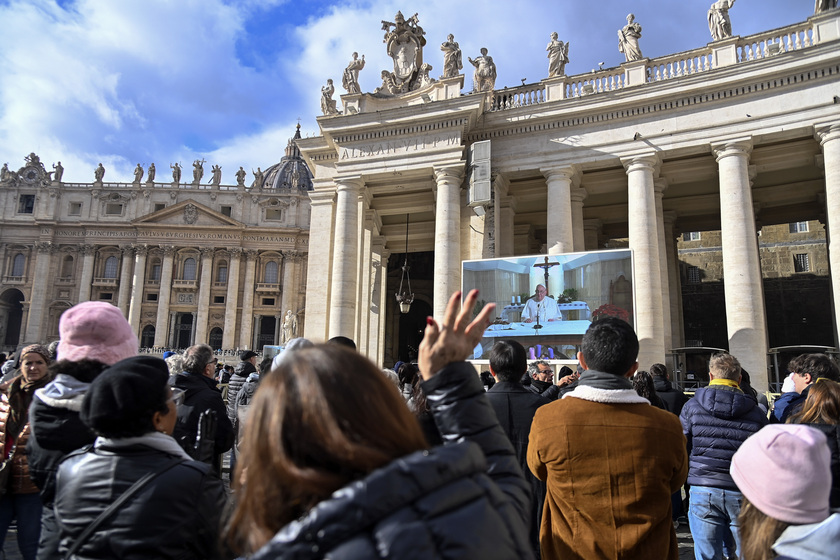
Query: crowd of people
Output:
[[0, 292, 837, 559]]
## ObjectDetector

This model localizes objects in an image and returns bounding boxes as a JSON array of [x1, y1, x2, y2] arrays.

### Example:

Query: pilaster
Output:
[[239, 249, 258, 349], [153, 246, 176, 347], [222, 248, 242, 349], [194, 247, 214, 344], [117, 245, 134, 317]]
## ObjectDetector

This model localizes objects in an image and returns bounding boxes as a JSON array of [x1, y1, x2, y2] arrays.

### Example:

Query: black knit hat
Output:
[[81, 355, 170, 436], [240, 350, 258, 361]]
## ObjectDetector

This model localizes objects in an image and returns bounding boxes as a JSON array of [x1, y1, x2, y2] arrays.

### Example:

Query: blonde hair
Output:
[[709, 352, 741, 381]]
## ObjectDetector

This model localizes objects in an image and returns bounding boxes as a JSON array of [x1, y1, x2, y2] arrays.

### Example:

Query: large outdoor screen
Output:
[[462, 249, 635, 360]]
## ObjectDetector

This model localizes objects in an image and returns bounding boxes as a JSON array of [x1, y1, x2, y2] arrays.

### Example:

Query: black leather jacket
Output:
[[250, 361, 534, 560], [54, 440, 227, 559]]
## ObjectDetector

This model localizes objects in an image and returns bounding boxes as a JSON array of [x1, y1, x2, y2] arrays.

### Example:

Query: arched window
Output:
[[183, 258, 196, 281], [60, 255, 74, 278], [264, 261, 278, 284], [149, 258, 161, 282], [103, 256, 118, 279], [216, 261, 228, 283], [140, 325, 155, 348], [11, 254, 25, 277]]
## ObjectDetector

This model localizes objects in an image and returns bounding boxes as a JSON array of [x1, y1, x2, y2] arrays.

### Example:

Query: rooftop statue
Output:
[[321, 79, 339, 115], [708, 0, 736, 41], [94, 163, 105, 182], [440, 34, 462, 78], [171, 162, 182, 184], [618, 13, 643, 62], [192, 159, 205, 184], [134, 163, 144, 183], [342, 53, 365, 94], [235, 166, 246, 187], [209, 164, 222, 186], [0, 163, 10, 183], [52, 161, 64, 183], [380, 11, 426, 94], [252, 167, 264, 189], [147, 163, 156, 183], [547, 32, 570, 77], [468, 47, 497, 92], [815, 0, 838, 13]]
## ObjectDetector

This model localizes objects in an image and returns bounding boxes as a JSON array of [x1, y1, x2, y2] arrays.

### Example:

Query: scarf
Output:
[[577, 369, 634, 390], [95, 432, 193, 461], [6, 374, 50, 439]]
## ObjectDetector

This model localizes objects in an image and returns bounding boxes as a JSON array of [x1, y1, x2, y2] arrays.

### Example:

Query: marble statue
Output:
[[147, 163, 156, 182], [815, 0, 837, 13], [618, 13, 643, 62], [374, 70, 400, 96], [94, 163, 105, 182], [282, 310, 297, 344], [413, 63, 435, 90], [252, 167, 264, 189], [468, 47, 497, 92], [171, 162, 182, 183], [134, 163, 144, 183], [342, 52, 365, 94], [0, 163, 9, 182], [381, 11, 426, 93], [52, 161, 64, 183], [708, 0, 736, 41], [209, 164, 222, 186], [440, 34, 462, 78], [321, 79, 339, 115], [547, 32, 570, 77], [192, 159, 204, 184], [235, 166, 246, 186]]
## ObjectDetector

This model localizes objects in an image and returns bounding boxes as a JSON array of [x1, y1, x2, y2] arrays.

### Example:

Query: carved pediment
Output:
[[133, 199, 243, 227]]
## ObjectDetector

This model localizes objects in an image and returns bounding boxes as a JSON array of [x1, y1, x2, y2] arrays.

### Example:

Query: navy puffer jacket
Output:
[[680, 384, 767, 489]]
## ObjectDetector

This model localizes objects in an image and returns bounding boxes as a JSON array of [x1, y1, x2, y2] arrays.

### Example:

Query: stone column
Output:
[[238, 250, 257, 349], [274, 316, 281, 345], [583, 219, 602, 251], [433, 166, 464, 319], [168, 311, 177, 347], [542, 166, 577, 254], [654, 179, 673, 354], [24, 242, 54, 341], [153, 246, 175, 347], [663, 212, 684, 349], [128, 245, 147, 333], [368, 235, 386, 363], [222, 249, 242, 349], [117, 245, 134, 316], [194, 247, 214, 344], [378, 247, 390, 364], [570, 187, 587, 252], [189, 312, 197, 346], [304, 191, 336, 341], [623, 154, 665, 369], [328, 177, 363, 339], [493, 174, 515, 257], [77, 244, 95, 302], [358, 209, 379, 356], [280, 251, 297, 317], [252, 315, 261, 350], [713, 139, 769, 390], [816, 123, 840, 348]]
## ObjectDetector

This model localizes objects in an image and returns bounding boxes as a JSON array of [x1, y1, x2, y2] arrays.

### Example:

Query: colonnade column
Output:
[[583, 219, 602, 251], [194, 247, 214, 344], [117, 245, 133, 316], [280, 251, 297, 318], [153, 246, 175, 347], [24, 242, 54, 341], [222, 249, 242, 349], [328, 177, 363, 339], [239, 250, 257, 349], [542, 166, 577, 254], [433, 167, 464, 319], [570, 187, 587, 253], [713, 139, 769, 389], [358, 209, 379, 356], [816, 123, 840, 348], [623, 154, 665, 369], [304, 191, 336, 341], [493, 174, 514, 257], [654, 179, 673, 354], [368, 235, 386, 362], [128, 245, 147, 334], [663, 211, 684, 349], [77, 244, 95, 302]]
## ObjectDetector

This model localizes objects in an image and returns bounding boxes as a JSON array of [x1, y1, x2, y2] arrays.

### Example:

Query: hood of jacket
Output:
[[172, 372, 220, 399], [33, 373, 91, 411], [653, 377, 675, 392], [233, 360, 256, 378], [773, 513, 840, 560], [692, 384, 756, 420]]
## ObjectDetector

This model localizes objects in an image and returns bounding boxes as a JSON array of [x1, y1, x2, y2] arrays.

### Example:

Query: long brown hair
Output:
[[789, 379, 840, 425], [738, 499, 790, 560], [224, 345, 428, 555]]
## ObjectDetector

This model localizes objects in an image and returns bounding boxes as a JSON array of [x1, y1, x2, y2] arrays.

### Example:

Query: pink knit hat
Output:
[[730, 424, 831, 524], [57, 302, 138, 365]]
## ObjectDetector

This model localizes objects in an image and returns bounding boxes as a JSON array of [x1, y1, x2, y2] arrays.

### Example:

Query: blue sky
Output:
[[0, 0, 811, 182]]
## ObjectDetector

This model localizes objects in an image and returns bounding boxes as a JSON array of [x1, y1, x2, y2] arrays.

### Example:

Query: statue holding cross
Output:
[[521, 257, 563, 324]]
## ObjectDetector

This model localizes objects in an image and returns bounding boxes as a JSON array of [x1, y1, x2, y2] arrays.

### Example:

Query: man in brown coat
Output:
[[528, 317, 687, 560]]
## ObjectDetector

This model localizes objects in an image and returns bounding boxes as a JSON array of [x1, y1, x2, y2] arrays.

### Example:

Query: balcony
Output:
[[172, 279, 198, 290], [55, 277, 75, 286], [2, 276, 25, 285], [255, 282, 281, 293], [92, 277, 117, 287]]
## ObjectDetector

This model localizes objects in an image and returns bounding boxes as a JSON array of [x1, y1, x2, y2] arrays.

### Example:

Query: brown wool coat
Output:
[[527, 388, 688, 560], [0, 392, 39, 495]]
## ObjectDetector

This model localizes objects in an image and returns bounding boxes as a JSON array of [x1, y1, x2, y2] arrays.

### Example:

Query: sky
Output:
[[0, 0, 812, 183]]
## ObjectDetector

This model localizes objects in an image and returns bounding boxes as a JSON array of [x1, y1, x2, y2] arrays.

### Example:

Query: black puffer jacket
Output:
[[249, 362, 534, 560], [805, 423, 840, 508], [54, 439, 226, 559], [680, 384, 767, 489], [171, 373, 234, 464], [654, 377, 689, 416], [226, 361, 254, 424]]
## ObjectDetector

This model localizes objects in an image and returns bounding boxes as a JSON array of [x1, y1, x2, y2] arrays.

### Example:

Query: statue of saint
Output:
[[341, 52, 365, 94], [282, 310, 297, 344], [0, 163, 9, 183], [618, 13, 643, 62], [147, 163, 156, 182], [134, 164, 144, 183], [52, 161, 64, 183], [209, 164, 222, 186], [380, 11, 426, 92], [547, 32, 570, 77], [252, 167, 264, 189], [235, 166, 246, 186], [192, 159, 204, 184], [94, 163, 105, 182], [468, 48, 497, 92], [440, 34, 462, 78], [708, 0, 736, 41], [171, 162, 182, 183], [321, 79, 339, 115], [815, 0, 838, 14]]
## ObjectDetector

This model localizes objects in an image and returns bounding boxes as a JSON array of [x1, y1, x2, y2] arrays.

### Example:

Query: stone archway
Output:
[[0, 289, 25, 350]]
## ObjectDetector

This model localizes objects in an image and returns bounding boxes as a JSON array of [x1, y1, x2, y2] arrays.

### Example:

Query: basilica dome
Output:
[[261, 124, 314, 191]]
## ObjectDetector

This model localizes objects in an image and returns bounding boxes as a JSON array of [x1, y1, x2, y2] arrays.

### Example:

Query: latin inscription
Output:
[[340, 134, 459, 160]]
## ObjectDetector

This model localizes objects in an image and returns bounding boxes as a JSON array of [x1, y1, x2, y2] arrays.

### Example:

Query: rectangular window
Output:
[[687, 266, 701, 284], [262, 297, 275, 306], [213, 296, 225, 304], [146, 293, 158, 302], [682, 231, 701, 241], [150, 264, 161, 281], [221, 206, 232, 217], [18, 195, 35, 214], [154, 203, 166, 212], [794, 253, 810, 273], [68, 202, 82, 216], [100, 292, 113, 300], [105, 203, 123, 215], [265, 209, 283, 221], [789, 221, 809, 233]]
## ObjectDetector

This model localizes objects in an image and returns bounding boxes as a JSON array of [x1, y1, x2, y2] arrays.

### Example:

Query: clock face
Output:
[[22, 167, 40, 184]]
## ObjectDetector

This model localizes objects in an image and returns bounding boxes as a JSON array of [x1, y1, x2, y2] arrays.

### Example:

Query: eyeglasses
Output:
[[539, 368, 553, 375], [170, 388, 186, 407]]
